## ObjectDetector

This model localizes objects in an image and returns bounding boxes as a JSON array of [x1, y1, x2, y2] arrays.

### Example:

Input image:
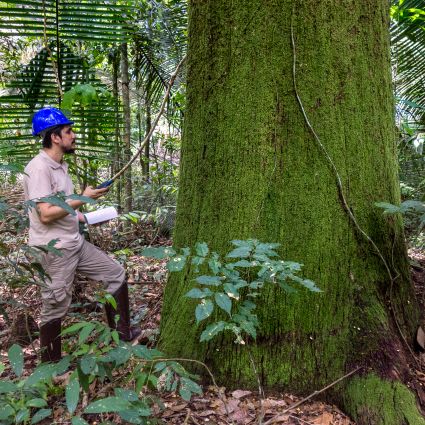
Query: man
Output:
[[24, 107, 141, 363]]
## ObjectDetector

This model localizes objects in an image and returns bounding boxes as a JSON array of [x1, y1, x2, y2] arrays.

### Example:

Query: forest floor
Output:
[[0, 196, 424, 424]]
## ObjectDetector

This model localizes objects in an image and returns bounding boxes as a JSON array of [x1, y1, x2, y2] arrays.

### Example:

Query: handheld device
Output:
[[96, 179, 114, 189]]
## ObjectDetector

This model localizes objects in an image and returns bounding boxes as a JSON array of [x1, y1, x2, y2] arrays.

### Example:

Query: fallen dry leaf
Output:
[[197, 410, 217, 417], [312, 411, 335, 425], [170, 403, 188, 412], [232, 389, 252, 399]]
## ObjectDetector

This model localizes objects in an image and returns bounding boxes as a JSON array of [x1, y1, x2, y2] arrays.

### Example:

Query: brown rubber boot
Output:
[[39, 318, 62, 363], [105, 282, 142, 342]]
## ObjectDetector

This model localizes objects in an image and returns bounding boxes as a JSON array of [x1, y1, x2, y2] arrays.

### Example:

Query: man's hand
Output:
[[77, 211, 86, 223], [82, 185, 109, 200]]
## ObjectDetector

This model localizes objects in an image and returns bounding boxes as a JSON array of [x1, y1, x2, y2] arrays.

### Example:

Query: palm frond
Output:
[[0, 43, 122, 169], [0, 0, 132, 43], [391, 0, 425, 120]]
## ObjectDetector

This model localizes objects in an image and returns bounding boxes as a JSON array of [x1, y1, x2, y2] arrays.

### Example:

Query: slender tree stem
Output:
[[110, 56, 186, 182]]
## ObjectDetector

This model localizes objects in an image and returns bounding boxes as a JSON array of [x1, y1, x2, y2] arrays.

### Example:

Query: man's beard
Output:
[[63, 147, 76, 154]]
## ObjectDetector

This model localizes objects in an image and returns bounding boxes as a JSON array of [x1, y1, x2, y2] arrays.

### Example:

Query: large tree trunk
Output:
[[160, 1, 423, 422]]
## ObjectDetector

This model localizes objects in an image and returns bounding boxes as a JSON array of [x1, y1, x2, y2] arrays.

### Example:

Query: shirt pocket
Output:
[[51, 174, 65, 194]]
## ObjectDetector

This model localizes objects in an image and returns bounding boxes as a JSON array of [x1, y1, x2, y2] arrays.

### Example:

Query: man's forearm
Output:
[[37, 199, 85, 224], [36, 186, 109, 225]]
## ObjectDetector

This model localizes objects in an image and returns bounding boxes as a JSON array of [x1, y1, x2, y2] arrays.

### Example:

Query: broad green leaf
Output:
[[67, 194, 95, 204], [249, 281, 263, 289], [179, 376, 202, 401], [301, 279, 322, 293], [240, 300, 256, 311], [15, 408, 30, 423], [227, 246, 252, 258], [232, 259, 254, 267], [104, 293, 117, 310], [195, 242, 209, 257], [77, 365, 89, 392], [0, 404, 14, 420], [32, 240, 62, 257], [215, 293, 232, 315], [167, 255, 186, 272], [66, 378, 80, 414], [195, 299, 214, 323], [62, 322, 89, 336], [55, 356, 71, 375], [25, 364, 55, 386], [153, 362, 167, 373], [80, 355, 96, 375], [141, 246, 175, 259], [200, 321, 227, 342], [223, 282, 240, 299], [78, 323, 96, 345], [195, 275, 221, 286], [30, 409, 52, 424], [185, 288, 212, 299], [401, 200, 425, 212], [38, 195, 76, 215], [26, 398, 47, 408], [278, 281, 297, 294], [8, 344, 23, 377], [236, 318, 257, 339], [84, 397, 131, 414], [118, 409, 145, 423], [191, 256, 205, 267], [114, 388, 138, 402], [0, 163, 25, 173], [208, 254, 221, 274], [0, 381, 18, 393], [179, 386, 191, 401], [375, 202, 402, 214], [255, 242, 280, 251], [135, 373, 158, 392], [231, 239, 255, 248], [104, 346, 131, 366], [0, 381, 18, 394], [71, 417, 89, 425], [119, 404, 151, 421], [132, 345, 163, 360]]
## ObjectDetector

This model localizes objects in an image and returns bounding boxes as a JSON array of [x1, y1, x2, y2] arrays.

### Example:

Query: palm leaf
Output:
[[0, 0, 132, 43], [391, 0, 425, 118]]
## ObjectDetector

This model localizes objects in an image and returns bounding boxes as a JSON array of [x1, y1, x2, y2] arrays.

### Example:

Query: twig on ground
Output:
[[288, 414, 315, 425], [262, 367, 361, 425], [183, 409, 191, 425]]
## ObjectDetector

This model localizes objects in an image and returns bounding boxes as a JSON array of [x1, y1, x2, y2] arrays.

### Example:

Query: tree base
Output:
[[343, 374, 425, 425]]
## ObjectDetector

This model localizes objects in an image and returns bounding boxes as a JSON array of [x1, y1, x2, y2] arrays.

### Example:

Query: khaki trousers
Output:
[[39, 239, 125, 325]]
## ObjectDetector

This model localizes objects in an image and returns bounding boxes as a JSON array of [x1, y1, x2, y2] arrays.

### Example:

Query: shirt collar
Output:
[[39, 150, 68, 171]]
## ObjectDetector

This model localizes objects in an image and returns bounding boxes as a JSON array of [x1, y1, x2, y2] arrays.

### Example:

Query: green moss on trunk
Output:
[[344, 375, 425, 424], [159, 0, 421, 419]]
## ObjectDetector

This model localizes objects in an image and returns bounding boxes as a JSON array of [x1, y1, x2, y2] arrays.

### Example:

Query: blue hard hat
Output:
[[32, 107, 74, 136]]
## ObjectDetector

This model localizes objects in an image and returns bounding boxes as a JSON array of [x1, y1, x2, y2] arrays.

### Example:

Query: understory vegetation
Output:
[[0, 0, 425, 424]]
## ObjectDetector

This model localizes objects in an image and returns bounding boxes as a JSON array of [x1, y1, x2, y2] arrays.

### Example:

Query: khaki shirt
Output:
[[23, 150, 82, 248]]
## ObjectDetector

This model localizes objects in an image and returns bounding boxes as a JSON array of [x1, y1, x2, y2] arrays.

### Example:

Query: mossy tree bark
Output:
[[160, 1, 423, 423]]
